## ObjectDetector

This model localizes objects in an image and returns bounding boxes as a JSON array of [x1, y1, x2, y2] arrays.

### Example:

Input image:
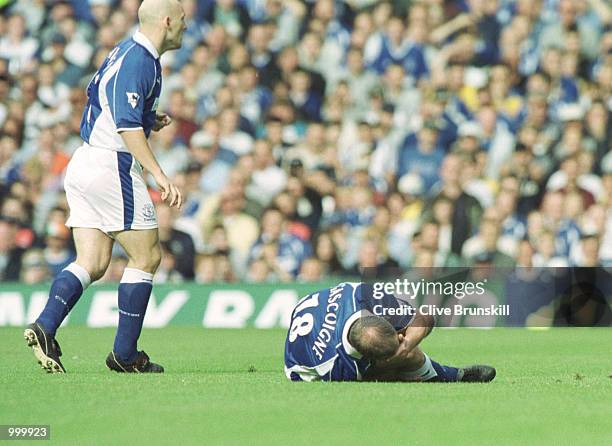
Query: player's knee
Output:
[[88, 268, 106, 282], [131, 245, 161, 274], [403, 347, 422, 362], [149, 247, 162, 273], [83, 263, 108, 282], [76, 259, 109, 282]]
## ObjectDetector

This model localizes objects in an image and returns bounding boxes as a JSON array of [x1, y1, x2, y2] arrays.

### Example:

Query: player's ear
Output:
[[398, 333, 404, 342]]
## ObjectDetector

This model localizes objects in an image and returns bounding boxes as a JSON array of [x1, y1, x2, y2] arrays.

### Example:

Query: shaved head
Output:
[[138, 0, 182, 26], [348, 316, 399, 361], [137, 0, 185, 54]]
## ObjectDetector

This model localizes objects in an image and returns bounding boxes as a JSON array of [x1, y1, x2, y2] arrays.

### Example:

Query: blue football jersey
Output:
[[80, 31, 162, 152], [284, 282, 413, 382]]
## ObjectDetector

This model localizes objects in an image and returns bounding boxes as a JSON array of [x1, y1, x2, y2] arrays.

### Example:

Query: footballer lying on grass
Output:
[[284, 282, 496, 382]]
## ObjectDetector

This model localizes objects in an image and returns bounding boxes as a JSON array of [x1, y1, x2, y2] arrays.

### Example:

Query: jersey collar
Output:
[[133, 30, 159, 59], [342, 311, 369, 359]]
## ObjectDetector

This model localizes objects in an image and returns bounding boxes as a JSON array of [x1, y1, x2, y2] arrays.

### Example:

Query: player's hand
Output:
[[391, 333, 413, 360], [153, 171, 183, 209], [389, 314, 434, 362], [153, 113, 172, 132]]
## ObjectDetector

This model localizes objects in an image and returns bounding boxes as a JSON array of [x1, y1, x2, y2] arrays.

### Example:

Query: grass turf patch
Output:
[[1, 327, 610, 445]]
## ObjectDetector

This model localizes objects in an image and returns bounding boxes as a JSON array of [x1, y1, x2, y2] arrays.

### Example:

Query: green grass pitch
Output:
[[1, 327, 611, 445]]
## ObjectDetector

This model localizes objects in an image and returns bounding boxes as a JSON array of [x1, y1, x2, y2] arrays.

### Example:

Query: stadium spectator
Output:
[[157, 201, 196, 280], [346, 237, 398, 278], [20, 248, 50, 284], [297, 257, 324, 282], [155, 241, 184, 284], [462, 213, 516, 267], [195, 253, 217, 283], [0, 14, 39, 76], [246, 138, 287, 206], [249, 206, 312, 279], [0, 217, 23, 281], [42, 218, 75, 277]]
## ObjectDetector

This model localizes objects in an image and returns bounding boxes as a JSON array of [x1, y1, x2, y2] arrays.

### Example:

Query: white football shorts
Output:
[[64, 144, 158, 233]]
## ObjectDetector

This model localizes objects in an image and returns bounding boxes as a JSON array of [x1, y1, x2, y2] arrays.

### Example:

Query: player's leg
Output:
[[106, 228, 163, 372], [394, 312, 463, 381], [36, 228, 113, 334], [365, 346, 463, 382], [393, 318, 495, 382], [365, 345, 495, 382], [364, 313, 495, 382], [26, 228, 113, 372], [364, 347, 426, 381], [34, 145, 116, 338]]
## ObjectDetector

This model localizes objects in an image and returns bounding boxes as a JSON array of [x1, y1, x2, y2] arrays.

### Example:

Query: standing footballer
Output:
[[23, 0, 186, 374]]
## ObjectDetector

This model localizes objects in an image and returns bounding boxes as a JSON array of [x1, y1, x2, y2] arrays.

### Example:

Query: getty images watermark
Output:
[[359, 267, 612, 328], [371, 278, 510, 318]]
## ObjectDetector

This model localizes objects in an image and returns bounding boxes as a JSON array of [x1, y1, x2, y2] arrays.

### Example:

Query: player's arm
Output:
[[119, 130, 182, 208], [374, 286, 433, 352], [112, 54, 181, 208], [364, 315, 433, 380], [393, 311, 434, 359]]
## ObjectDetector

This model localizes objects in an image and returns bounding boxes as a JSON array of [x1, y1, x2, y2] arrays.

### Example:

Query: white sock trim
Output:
[[121, 268, 154, 284], [405, 354, 438, 381], [64, 263, 91, 289]]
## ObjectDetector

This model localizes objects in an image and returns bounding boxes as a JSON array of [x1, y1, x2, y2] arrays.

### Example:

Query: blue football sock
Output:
[[430, 359, 460, 382], [403, 354, 460, 382], [36, 263, 91, 336], [113, 268, 154, 363]]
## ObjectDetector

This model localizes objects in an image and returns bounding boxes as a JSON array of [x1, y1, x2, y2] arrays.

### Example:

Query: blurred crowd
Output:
[[0, 0, 611, 285]]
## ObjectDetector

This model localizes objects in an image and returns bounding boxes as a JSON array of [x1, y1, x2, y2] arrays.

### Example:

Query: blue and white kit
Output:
[[284, 282, 413, 382], [65, 31, 162, 233]]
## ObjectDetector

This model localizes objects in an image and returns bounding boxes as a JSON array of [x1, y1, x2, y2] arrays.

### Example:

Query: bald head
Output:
[[348, 316, 399, 361], [138, 0, 185, 54], [138, 0, 181, 26]]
